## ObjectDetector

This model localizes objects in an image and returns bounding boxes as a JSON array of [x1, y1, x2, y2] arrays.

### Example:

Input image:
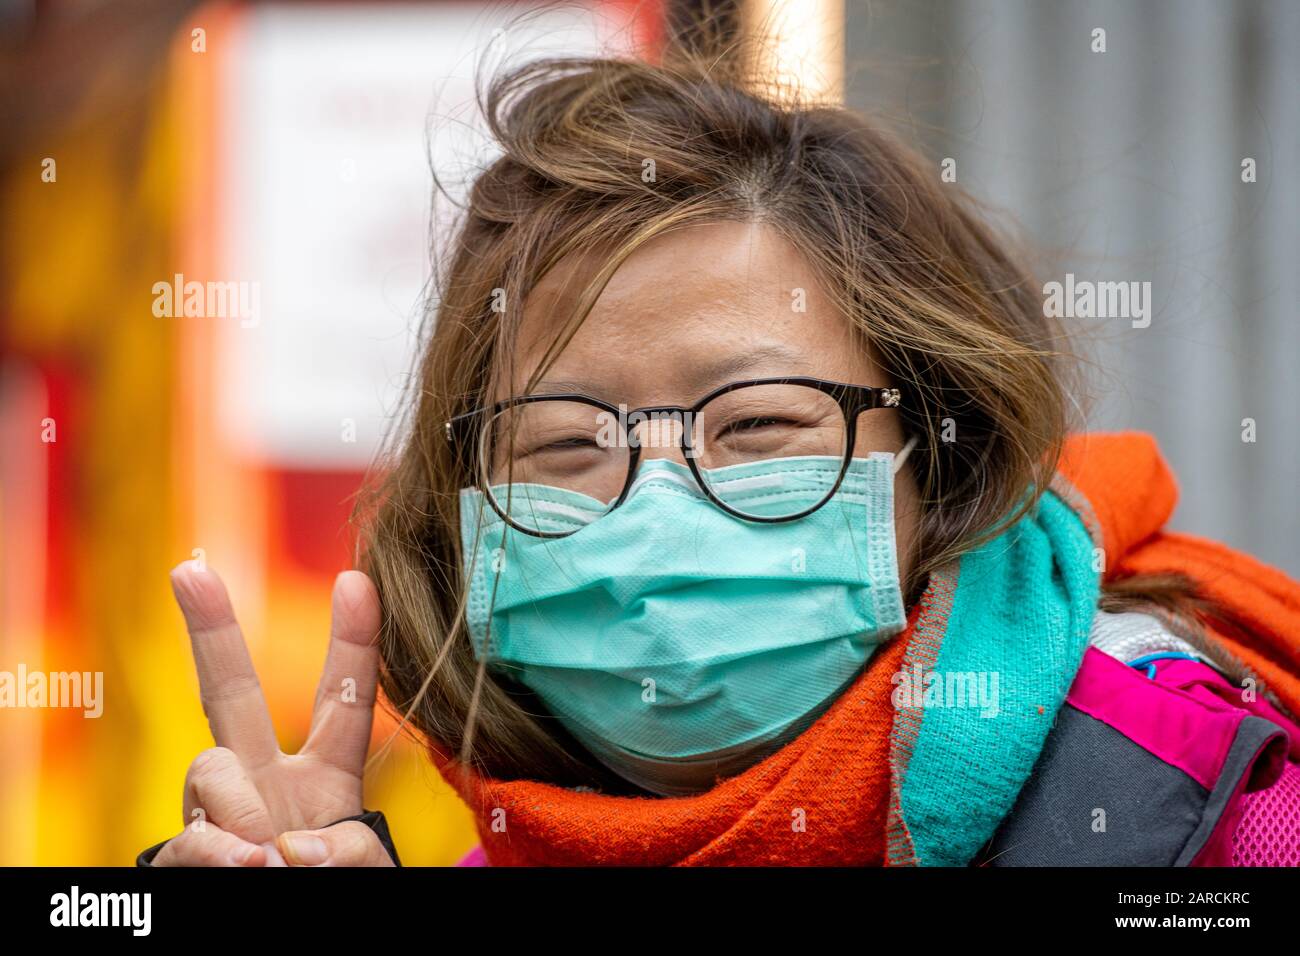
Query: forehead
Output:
[[502, 220, 880, 403]]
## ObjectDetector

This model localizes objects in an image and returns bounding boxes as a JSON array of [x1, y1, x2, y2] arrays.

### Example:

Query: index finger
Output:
[[171, 561, 280, 766]]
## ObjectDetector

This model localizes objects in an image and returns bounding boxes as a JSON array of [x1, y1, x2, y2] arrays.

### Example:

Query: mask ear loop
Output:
[[891, 433, 920, 476]]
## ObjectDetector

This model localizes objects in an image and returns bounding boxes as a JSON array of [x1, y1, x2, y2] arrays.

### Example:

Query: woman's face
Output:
[[502, 219, 921, 589]]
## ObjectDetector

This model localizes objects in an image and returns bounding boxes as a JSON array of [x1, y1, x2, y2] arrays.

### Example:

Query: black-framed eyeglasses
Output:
[[446, 376, 902, 538]]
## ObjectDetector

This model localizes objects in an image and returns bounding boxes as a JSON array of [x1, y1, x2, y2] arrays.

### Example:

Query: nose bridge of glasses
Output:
[[626, 404, 696, 464]]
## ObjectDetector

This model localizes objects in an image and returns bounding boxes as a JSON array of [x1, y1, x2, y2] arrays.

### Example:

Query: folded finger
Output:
[[183, 746, 277, 845], [152, 822, 266, 868]]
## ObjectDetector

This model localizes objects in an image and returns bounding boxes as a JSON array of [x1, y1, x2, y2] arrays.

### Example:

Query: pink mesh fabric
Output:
[[1233, 759, 1300, 866]]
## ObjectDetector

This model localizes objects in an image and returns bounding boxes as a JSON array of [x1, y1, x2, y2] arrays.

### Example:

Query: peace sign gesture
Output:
[[150, 561, 395, 866]]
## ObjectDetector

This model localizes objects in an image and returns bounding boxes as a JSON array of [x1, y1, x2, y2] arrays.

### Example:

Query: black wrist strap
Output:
[[136, 809, 401, 867]]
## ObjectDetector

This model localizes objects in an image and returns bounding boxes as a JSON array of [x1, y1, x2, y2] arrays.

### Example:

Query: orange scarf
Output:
[[430, 432, 1300, 865]]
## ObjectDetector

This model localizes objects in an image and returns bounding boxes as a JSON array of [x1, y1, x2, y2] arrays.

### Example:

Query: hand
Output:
[[150, 818, 394, 867], [151, 562, 388, 866]]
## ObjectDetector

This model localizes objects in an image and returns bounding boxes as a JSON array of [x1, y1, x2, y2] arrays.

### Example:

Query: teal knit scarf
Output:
[[886, 480, 1102, 866]]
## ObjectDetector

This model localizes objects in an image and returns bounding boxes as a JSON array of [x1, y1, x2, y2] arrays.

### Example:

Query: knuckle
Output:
[[185, 746, 239, 789], [199, 672, 264, 706]]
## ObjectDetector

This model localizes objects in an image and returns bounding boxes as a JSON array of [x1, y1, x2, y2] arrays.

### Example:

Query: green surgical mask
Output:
[[458, 443, 915, 796]]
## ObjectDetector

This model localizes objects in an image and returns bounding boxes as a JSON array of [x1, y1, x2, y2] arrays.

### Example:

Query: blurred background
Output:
[[1, 0, 1295, 865]]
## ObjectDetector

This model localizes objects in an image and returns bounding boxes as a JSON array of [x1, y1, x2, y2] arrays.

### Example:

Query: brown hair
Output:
[[354, 49, 1202, 789]]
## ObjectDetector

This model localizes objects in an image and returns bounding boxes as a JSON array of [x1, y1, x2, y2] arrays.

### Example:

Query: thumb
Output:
[[276, 821, 394, 867]]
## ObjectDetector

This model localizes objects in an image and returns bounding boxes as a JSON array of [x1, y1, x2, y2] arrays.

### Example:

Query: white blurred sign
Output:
[[216, 2, 637, 467]]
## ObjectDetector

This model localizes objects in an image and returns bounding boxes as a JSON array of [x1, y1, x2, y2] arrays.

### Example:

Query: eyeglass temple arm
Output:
[[444, 406, 486, 445]]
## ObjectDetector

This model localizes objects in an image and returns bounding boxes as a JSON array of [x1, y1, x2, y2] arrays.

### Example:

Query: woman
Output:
[[139, 53, 1300, 867]]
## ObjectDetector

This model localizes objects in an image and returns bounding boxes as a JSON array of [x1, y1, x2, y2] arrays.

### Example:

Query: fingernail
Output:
[[280, 834, 329, 866], [232, 842, 261, 866]]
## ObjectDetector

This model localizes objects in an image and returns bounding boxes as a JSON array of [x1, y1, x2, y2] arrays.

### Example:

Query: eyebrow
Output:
[[688, 345, 811, 387], [527, 379, 604, 397]]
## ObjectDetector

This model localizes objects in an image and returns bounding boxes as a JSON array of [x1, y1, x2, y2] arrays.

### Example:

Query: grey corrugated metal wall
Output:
[[845, 0, 1299, 576]]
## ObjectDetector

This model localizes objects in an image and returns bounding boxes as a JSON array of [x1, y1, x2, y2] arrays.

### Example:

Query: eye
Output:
[[734, 416, 787, 430], [718, 415, 799, 437], [523, 435, 600, 456]]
